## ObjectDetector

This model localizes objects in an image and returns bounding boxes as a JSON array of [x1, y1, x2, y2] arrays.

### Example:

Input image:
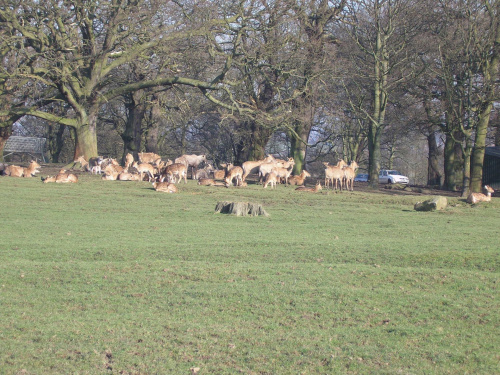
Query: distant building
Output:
[[483, 147, 500, 189]]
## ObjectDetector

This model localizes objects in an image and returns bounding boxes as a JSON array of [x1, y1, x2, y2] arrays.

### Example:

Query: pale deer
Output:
[[225, 166, 244, 186], [124, 153, 134, 169], [258, 157, 294, 184], [288, 170, 311, 186], [343, 160, 359, 191], [295, 181, 322, 193], [466, 185, 495, 204], [88, 157, 104, 174], [175, 154, 207, 179], [194, 163, 215, 179], [263, 172, 279, 189], [323, 160, 347, 190], [271, 163, 295, 185], [3, 160, 41, 177], [242, 155, 276, 181], [152, 181, 178, 193]]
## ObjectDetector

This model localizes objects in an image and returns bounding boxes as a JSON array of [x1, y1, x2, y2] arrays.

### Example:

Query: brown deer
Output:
[[42, 170, 78, 183], [467, 185, 495, 204], [198, 178, 216, 186], [139, 152, 162, 165], [117, 171, 141, 181], [295, 181, 322, 193], [212, 163, 233, 180], [132, 161, 155, 181], [162, 163, 188, 184], [225, 166, 244, 186], [288, 170, 311, 186], [152, 181, 178, 193], [76, 156, 90, 171], [3, 160, 41, 177]]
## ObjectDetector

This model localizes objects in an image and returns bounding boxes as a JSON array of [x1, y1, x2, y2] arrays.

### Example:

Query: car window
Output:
[[388, 171, 401, 175]]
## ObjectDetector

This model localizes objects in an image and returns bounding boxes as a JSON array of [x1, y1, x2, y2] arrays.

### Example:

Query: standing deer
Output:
[[343, 160, 359, 191], [323, 160, 347, 190], [175, 154, 207, 179]]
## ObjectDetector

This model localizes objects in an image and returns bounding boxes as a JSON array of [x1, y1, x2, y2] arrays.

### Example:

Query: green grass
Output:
[[1, 172, 499, 374]]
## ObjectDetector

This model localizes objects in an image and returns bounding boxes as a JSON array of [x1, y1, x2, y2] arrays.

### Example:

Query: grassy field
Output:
[[1, 169, 499, 374]]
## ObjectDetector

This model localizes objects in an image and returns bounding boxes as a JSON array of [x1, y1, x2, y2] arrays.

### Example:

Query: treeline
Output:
[[1, 0, 499, 193]]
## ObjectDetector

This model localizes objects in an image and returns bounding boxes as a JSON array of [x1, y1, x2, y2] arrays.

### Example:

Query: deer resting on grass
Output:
[[467, 185, 495, 204]]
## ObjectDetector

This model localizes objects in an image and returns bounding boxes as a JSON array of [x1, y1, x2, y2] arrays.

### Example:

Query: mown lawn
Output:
[[0, 171, 498, 374]]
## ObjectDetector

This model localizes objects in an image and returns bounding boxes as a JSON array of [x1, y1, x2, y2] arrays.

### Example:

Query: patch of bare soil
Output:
[[38, 163, 85, 178], [352, 181, 462, 197]]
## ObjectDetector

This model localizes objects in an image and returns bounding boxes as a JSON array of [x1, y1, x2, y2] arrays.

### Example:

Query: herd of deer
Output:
[[1, 153, 496, 202]]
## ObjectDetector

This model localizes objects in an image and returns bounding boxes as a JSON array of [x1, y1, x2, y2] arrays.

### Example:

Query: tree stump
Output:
[[215, 201, 269, 217]]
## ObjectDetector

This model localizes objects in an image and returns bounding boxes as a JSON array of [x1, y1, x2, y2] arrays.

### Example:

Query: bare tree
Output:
[[339, 0, 426, 187], [0, 0, 239, 160]]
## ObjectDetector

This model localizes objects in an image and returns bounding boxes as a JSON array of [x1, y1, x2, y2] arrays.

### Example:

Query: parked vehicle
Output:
[[378, 169, 409, 184], [354, 173, 369, 182]]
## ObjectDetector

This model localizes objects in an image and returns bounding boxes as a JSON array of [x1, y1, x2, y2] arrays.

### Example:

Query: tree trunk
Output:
[[367, 122, 382, 188], [73, 109, 98, 161], [234, 120, 273, 165], [427, 131, 442, 187], [0, 125, 12, 162], [290, 124, 309, 174], [121, 93, 146, 162], [443, 134, 462, 191], [47, 124, 66, 163], [470, 103, 492, 193], [461, 139, 473, 197]]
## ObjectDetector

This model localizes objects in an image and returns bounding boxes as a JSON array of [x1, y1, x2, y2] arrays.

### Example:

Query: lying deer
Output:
[[117, 171, 142, 181], [152, 181, 178, 193], [288, 170, 311, 186], [466, 185, 495, 204], [3, 160, 41, 177], [295, 181, 322, 193], [42, 170, 78, 183]]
